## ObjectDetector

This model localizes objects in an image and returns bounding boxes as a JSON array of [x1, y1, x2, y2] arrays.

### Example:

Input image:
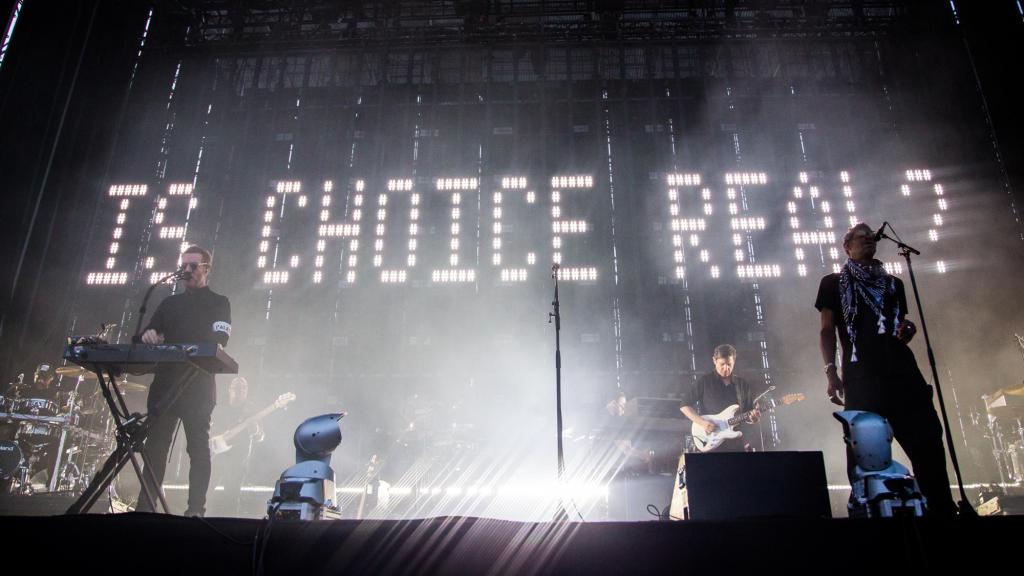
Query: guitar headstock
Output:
[[780, 393, 806, 405], [275, 392, 297, 408]]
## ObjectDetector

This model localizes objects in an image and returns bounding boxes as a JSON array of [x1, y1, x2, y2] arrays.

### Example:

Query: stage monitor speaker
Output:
[[681, 451, 831, 520]]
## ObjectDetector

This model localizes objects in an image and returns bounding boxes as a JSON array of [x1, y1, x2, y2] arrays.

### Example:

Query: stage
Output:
[[2, 4, 1024, 573], [1, 509, 1016, 574]]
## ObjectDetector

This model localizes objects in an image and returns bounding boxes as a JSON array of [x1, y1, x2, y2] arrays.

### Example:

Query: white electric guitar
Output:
[[690, 392, 805, 453], [210, 392, 296, 456]]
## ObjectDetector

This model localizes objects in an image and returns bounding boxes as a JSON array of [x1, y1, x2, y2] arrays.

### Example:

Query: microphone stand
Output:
[[877, 225, 975, 516], [549, 264, 568, 521]]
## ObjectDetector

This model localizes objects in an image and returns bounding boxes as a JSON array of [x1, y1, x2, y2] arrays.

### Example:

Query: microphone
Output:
[[872, 222, 888, 242], [551, 262, 560, 278], [174, 265, 192, 281]]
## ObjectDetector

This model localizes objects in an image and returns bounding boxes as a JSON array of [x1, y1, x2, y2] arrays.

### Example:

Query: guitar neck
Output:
[[723, 394, 803, 427], [222, 402, 279, 442], [726, 409, 754, 428]]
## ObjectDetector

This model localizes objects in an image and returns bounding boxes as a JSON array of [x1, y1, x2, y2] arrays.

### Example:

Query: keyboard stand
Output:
[[66, 361, 201, 515]]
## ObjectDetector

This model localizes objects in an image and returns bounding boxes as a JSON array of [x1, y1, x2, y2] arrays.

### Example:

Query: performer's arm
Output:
[[211, 297, 232, 347], [819, 308, 844, 406], [894, 280, 917, 344], [141, 300, 167, 344], [681, 405, 715, 434]]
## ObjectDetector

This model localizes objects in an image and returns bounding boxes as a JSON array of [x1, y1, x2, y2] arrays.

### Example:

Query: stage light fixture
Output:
[[834, 411, 925, 518], [268, 414, 345, 520]]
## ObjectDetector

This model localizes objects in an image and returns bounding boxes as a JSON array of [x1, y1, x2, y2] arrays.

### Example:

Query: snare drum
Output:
[[0, 440, 22, 478], [14, 398, 60, 417]]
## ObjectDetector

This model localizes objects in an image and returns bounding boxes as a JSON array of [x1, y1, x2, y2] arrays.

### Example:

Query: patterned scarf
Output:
[[838, 259, 901, 363]]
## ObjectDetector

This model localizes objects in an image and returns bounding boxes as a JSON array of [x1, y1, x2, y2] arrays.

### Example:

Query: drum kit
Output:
[[0, 366, 146, 495], [977, 384, 1024, 486]]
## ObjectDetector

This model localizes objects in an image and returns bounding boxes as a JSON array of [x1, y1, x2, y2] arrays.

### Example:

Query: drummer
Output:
[[28, 363, 59, 401], [16, 363, 63, 487]]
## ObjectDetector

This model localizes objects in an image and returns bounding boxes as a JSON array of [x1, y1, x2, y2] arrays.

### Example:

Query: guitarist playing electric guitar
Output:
[[679, 344, 760, 453], [210, 377, 295, 516], [669, 345, 807, 518]]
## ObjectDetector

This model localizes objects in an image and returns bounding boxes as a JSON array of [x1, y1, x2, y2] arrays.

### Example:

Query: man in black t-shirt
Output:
[[137, 245, 232, 517], [679, 344, 760, 452], [816, 223, 955, 516]]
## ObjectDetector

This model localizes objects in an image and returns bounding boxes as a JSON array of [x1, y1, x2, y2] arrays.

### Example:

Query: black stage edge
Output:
[[1, 513, 1018, 574]]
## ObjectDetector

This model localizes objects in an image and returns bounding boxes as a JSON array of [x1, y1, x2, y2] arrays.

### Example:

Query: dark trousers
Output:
[[847, 381, 956, 516], [137, 401, 213, 514], [211, 438, 253, 516]]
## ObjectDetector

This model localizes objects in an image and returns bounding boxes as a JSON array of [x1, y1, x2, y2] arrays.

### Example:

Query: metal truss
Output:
[[153, 1, 911, 50]]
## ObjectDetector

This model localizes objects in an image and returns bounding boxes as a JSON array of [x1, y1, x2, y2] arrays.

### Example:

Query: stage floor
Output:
[[1, 506, 1018, 575]]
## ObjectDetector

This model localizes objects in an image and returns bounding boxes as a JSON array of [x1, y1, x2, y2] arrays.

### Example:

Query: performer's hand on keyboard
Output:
[[141, 329, 164, 345]]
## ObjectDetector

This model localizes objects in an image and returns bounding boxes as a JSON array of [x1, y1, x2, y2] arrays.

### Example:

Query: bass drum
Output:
[[0, 440, 23, 479]]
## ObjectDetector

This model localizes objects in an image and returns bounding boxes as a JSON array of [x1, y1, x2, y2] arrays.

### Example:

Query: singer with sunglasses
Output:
[[137, 245, 232, 517]]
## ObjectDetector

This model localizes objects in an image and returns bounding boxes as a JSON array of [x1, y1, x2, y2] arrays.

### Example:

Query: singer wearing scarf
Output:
[[816, 222, 955, 516]]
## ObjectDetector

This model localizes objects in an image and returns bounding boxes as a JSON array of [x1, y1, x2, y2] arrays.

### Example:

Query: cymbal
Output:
[[55, 366, 97, 379], [117, 379, 148, 392]]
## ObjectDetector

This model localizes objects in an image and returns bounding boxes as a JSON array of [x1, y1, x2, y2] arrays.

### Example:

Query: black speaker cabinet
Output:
[[680, 451, 831, 520]]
